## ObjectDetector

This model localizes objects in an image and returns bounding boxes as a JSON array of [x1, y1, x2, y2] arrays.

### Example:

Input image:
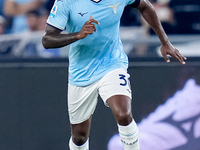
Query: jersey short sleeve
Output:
[[47, 0, 69, 30]]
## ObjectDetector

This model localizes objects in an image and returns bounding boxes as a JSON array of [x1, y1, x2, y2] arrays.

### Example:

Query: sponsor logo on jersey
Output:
[[108, 3, 120, 14], [50, 5, 58, 18], [78, 12, 88, 17], [57, 0, 63, 2]]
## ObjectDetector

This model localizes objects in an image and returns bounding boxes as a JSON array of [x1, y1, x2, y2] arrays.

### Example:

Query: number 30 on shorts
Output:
[[119, 74, 131, 88]]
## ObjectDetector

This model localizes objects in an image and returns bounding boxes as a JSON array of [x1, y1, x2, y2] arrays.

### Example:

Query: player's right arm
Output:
[[42, 16, 99, 49]]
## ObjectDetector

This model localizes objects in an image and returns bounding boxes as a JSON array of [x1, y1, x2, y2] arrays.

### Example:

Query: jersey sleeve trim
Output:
[[46, 22, 64, 31], [128, 0, 140, 8]]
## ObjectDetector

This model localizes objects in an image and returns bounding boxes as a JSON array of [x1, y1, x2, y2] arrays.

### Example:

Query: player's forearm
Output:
[[42, 32, 79, 49], [138, 0, 169, 45]]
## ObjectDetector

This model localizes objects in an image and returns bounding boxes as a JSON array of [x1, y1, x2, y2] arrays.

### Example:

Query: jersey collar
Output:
[[90, 0, 102, 3]]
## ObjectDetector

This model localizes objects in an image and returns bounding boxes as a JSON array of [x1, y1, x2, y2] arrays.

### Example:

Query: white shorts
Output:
[[68, 68, 132, 124]]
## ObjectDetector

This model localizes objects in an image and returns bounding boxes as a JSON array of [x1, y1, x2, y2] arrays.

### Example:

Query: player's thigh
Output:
[[68, 83, 99, 125], [98, 68, 132, 106]]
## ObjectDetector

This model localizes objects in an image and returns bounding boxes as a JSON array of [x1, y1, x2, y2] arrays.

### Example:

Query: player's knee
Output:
[[72, 134, 88, 146], [116, 111, 132, 126]]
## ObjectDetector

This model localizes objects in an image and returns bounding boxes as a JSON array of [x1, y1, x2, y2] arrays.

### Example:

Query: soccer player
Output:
[[42, 0, 187, 149]]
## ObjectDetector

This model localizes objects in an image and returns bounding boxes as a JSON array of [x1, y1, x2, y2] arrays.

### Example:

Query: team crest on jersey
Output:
[[108, 3, 120, 14], [50, 5, 58, 18]]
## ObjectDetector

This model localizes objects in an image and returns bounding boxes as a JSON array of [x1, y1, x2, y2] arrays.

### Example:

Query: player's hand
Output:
[[76, 16, 100, 39], [160, 42, 187, 65]]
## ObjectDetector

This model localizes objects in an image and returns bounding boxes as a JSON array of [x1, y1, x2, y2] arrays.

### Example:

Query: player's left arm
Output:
[[132, 0, 187, 64]]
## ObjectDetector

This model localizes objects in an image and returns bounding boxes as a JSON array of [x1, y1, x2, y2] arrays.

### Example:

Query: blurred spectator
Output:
[[143, 0, 200, 35], [0, 0, 5, 16], [153, 0, 173, 23], [23, 9, 49, 32], [0, 15, 6, 34], [21, 9, 40, 56], [3, 0, 44, 33], [26, 10, 40, 32], [21, 9, 60, 58], [0, 15, 19, 56], [0, 0, 12, 34], [151, 0, 175, 34], [142, 0, 175, 35], [37, 9, 49, 31]]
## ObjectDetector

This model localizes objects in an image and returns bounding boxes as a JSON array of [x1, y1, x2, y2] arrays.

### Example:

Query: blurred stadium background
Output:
[[0, 0, 200, 150]]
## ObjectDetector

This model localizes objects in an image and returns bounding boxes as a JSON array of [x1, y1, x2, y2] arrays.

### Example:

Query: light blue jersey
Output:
[[47, 0, 136, 86]]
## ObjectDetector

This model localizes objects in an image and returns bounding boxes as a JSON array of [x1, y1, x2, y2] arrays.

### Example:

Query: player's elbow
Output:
[[42, 35, 50, 49]]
